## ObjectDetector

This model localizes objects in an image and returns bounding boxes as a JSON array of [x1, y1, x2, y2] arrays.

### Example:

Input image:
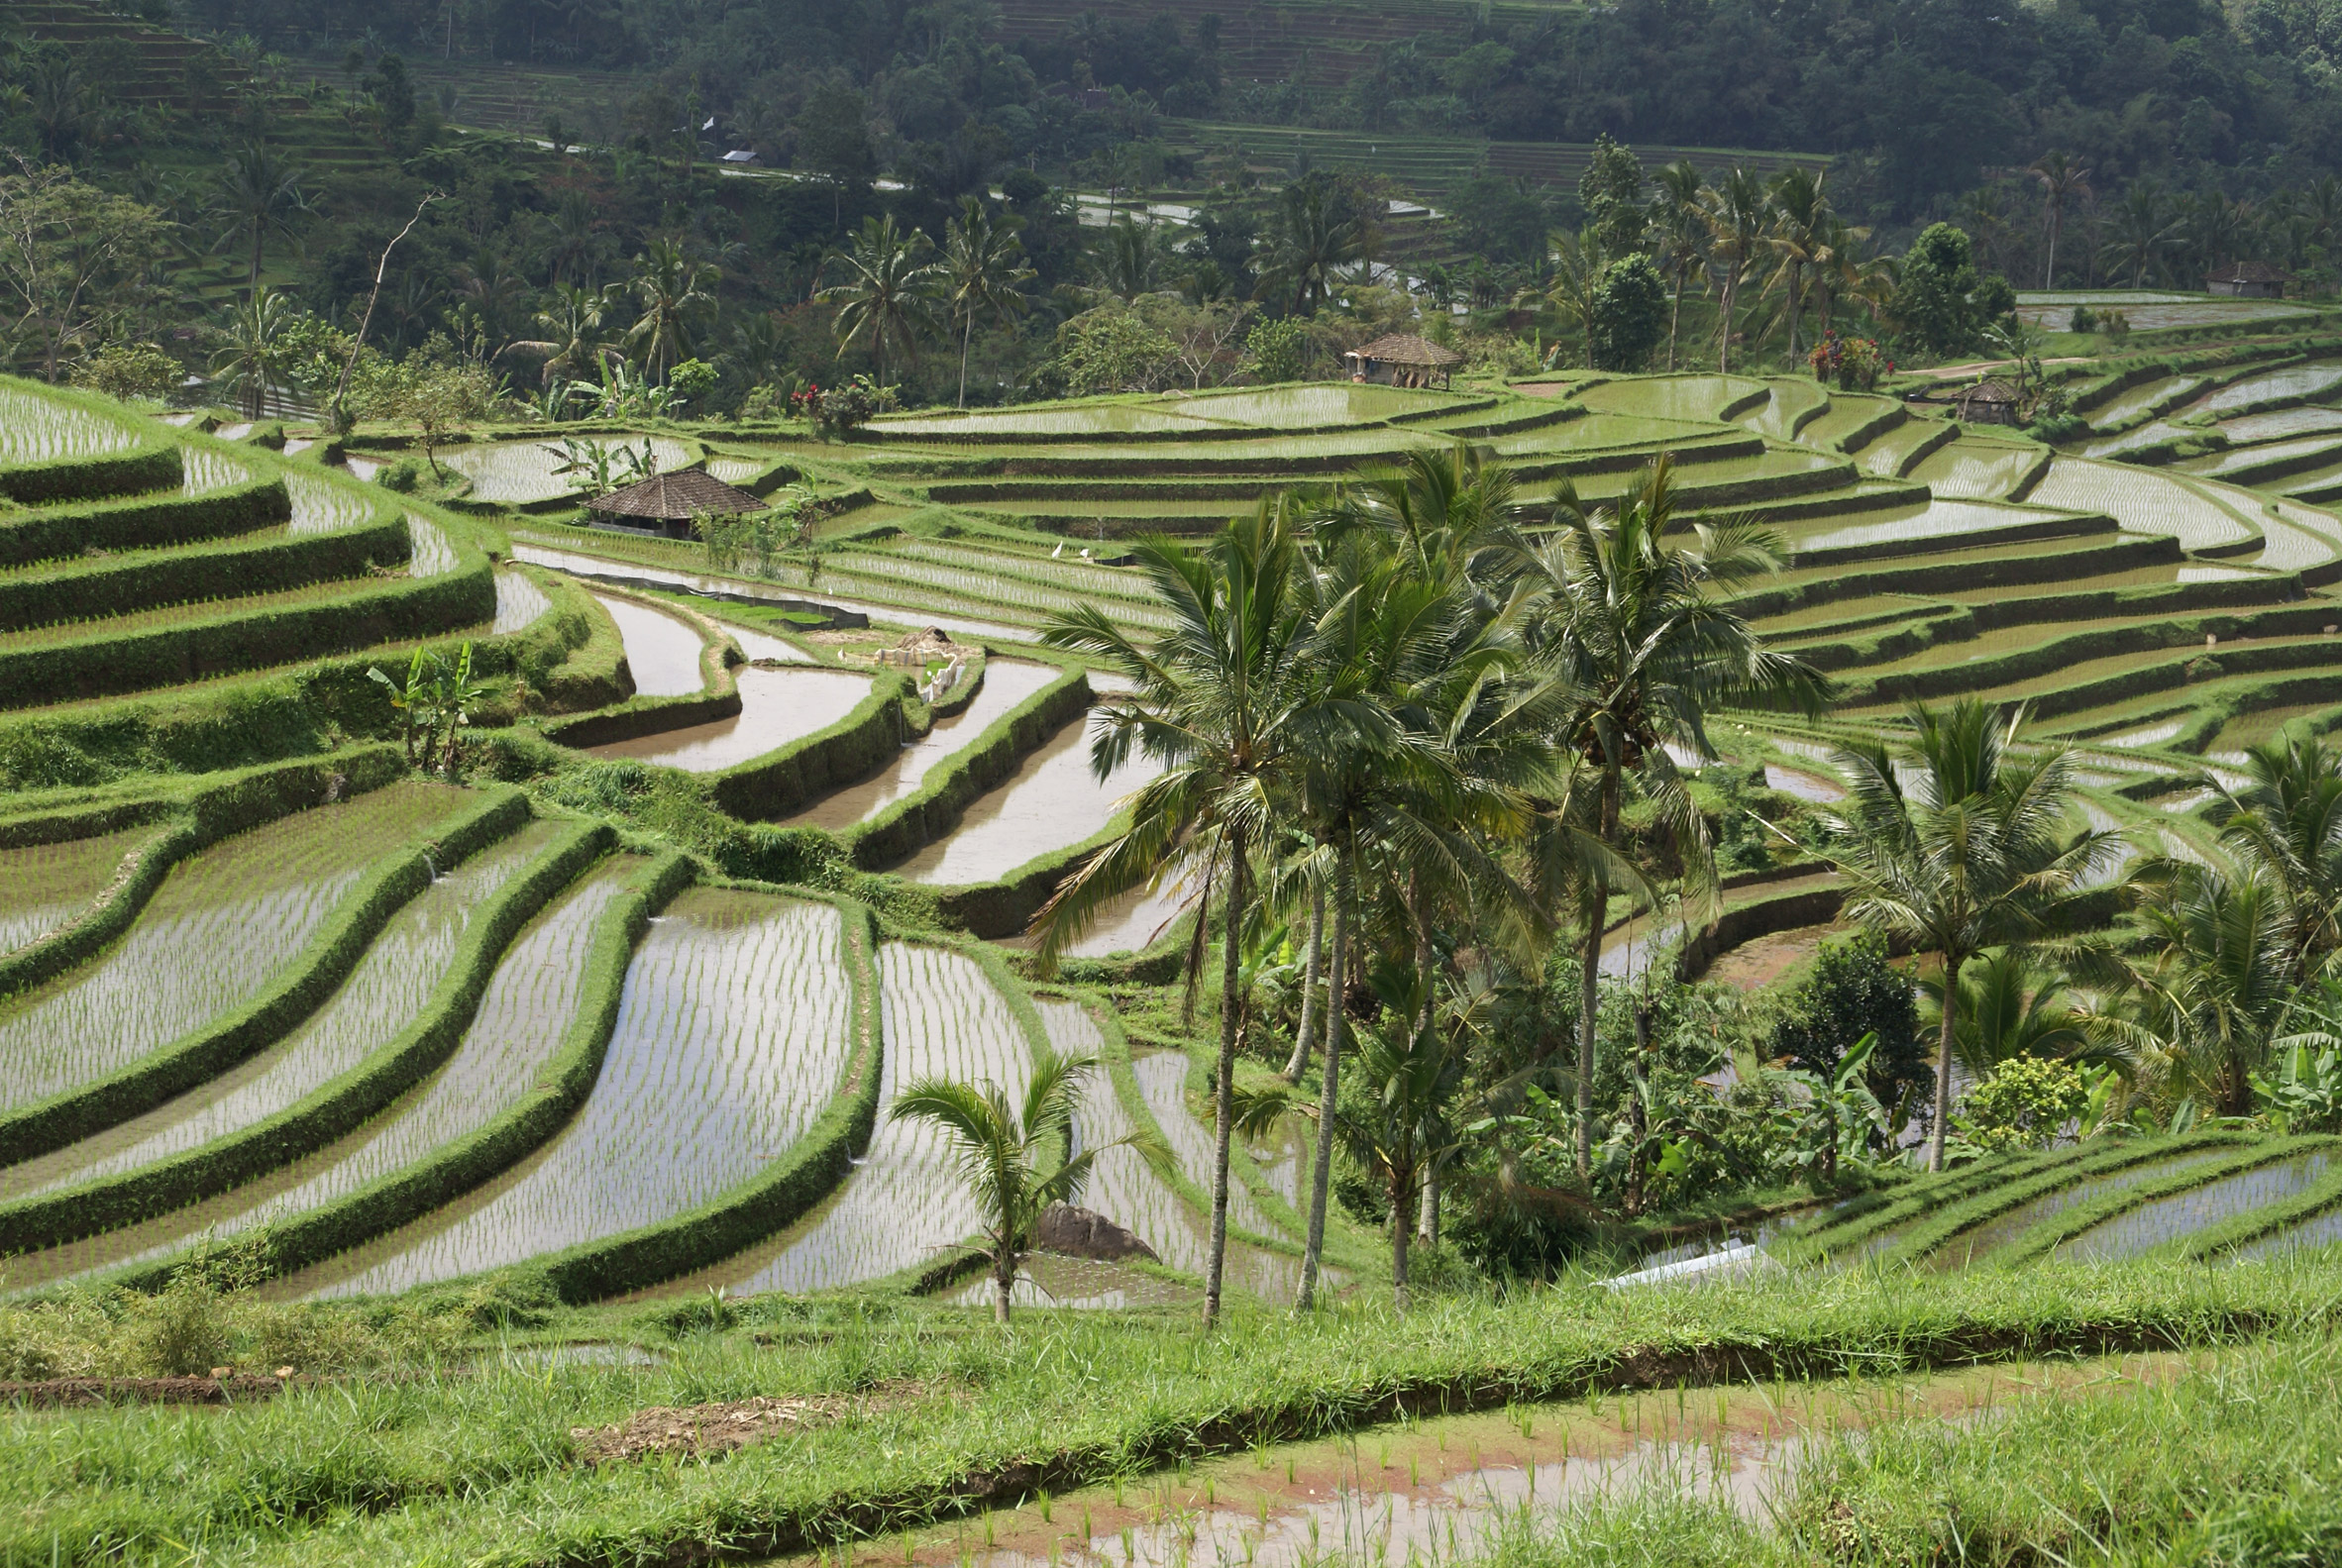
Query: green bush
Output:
[[1953, 1055, 2092, 1154]]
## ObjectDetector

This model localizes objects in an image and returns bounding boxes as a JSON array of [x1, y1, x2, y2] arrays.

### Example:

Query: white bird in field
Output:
[[1052, 542, 1063, 558], [1080, 548, 1092, 560]]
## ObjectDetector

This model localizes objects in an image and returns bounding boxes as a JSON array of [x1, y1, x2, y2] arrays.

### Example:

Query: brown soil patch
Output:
[[571, 1381, 930, 1467], [3, 1373, 290, 1409], [1706, 922, 1843, 992]]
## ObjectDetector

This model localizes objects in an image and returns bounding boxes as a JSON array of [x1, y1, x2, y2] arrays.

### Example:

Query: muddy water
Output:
[[787, 660, 1060, 832], [1703, 923, 1841, 991], [1921, 1150, 2231, 1271], [6, 857, 653, 1294], [586, 666, 873, 773], [714, 945, 1037, 1297], [893, 713, 1166, 886], [0, 826, 156, 955], [2058, 1151, 2334, 1262], [0, 783, 471, 1114], [309, 891, 851, 1298], [750, 1353, 2185, 1568], [1764, 764, 1845, 802], [721, 621, 814, 664], [1001, 880, 1194, 958], [593, 591, 707, 696], [0, 823, 564, 1201]]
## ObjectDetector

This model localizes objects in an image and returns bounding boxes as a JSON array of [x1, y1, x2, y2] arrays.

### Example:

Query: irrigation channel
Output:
[[744, 1352, 2191, 1568]]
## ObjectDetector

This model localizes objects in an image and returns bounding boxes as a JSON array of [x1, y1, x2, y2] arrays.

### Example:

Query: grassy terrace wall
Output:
[[0, 781, 522, 1163], [0, 473, 289, 570]]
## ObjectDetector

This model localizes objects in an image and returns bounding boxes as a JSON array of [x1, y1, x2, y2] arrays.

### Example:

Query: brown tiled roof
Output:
[[2207, 260, 2291, 284], [585, 468, 765, 520], [1341, 333, 1463, 366]]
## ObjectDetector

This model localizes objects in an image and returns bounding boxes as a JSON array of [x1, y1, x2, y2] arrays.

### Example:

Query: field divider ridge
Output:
[[0, 781, 524, 1164], [0, 472, 289, 570], [1978, 1134, 2342, 1269], [0, 812, 609, 1256]]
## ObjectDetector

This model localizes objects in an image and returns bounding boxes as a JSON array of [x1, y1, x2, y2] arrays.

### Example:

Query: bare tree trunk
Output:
[[957, 314, 973, 409], [1296, 853, 1349, 1310], [1283, 878, 1324, 1081], [1204, 824, 1247, 1330], [1417, 1170, 1437, 1245], [1928, 952, 1960, 1173], [1626, 994, 1650, 1216]]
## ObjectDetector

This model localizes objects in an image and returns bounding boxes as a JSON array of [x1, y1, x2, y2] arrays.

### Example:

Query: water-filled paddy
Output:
[[2084, 376, 2206, 433], [2026, 459, 2258, 552], [1574, 375, 1767, 423], [592, 592, 705, 697], [2202, 364, 2342, 414], [787, 660, 1059, 831], [724, 943, 1033, 1295], [2216, 405, 2342, 444], [1920, 1150, 2230, 1270], [0, 826, 154, 956], [0, 822, 564, 1201], [2059, 1151, 2333, 1261], [1907, 438, 2041, 500], [490, 571, 552, 634], [2182, 433, 2342, 478], [1132, 1049, 1283, 1241], [317, 889, 851, 1296], [436, 436, 695, 505], [0, 783, 471, 1113], [0, 387, 141, 465], [894, 710, 1167, 885], [1789, 497, 2068, 554], [586, 665, 872, 773]]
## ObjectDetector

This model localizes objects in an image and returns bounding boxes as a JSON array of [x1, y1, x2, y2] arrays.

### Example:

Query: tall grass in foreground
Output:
[[12, 1255, 2342, 1566]]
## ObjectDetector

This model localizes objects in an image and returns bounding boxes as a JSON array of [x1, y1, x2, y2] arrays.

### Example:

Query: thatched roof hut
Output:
[[1954, 377, 2021, 426], [2205, 260, 2291, 299], [1342, 334, 1464, 390], [586, 468, 765, 539]]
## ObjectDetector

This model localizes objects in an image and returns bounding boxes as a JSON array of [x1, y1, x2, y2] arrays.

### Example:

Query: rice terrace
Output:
[[19, 0, 2342, 1560]]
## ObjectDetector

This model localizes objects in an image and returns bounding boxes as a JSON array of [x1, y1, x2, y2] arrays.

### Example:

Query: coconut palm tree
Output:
[[1033, 498, 1322, 1328], [2029, 152, 2093, 289], [2101, 181, 2180, 289], [2196, 733, 2342, 979], [939, 196, 1033, 409], [1649, 160, 1709, 371], [1826, 699, 2121, 1169], [1535, 228, 1606, 370], [1758, 165, 1829, 363], [818, 212, 941, 387], [1498, 458, 1829, 1176], [503, 280, 624, 388], [1920, 950, 2092, 1079], [1091, 216, 1158, 304], [1259, 176, 1365, 316], [1809, 213, 1886, 338], [209, 288, 300, 418], [1701, 166, 1767, 372], [623, 236, 719, 383], [210, 144, 311, 301], [890, 1044, 1163, 1322]]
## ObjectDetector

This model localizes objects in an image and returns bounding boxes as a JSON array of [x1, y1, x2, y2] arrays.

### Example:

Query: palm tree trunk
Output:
[[1204, 824, 1247, 1329], [1283, 878, 1324, 1081], [1296, 852, 1349, 1310], [2045, 210, 2060, 290], [1718, 271, 1737, 372], [958, 313, 973, 409], [1574, 884, 1603, 1180], [1626, 994, 1650, 1215], [250, 225, 264, 301], [1928, 952, 1960, 1172], [994, 1252, 1013, 1323], [1666, 270, 1685, 371], [1390, 1166, 1413, 1314]]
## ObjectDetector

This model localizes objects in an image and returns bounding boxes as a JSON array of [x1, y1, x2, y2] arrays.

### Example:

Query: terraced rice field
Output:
[[315, 889, 851, 1296], [592, 592, 706, 696], [0, 826, 155, 955], [1906, 437, 2044, 499], [1574, 375, 1767, 423], [723, 944, 1031, 1294], [788, 659, 1062, 831], [2057, 1150, 2334, 1261], [1918, 1150, 2231, 1270], [2084, 376, 2206, 432], [2019, 299, 2311, 330], [2216, 406, 2342, 444], [587, 665, 873, 772], [490, 570, 553, 633], [0, 784, 471, 1113], [285, 470, 379, 534], [2026, 459, 2258, 551], [433, 435, 696, 504], [179, 448, 251, 494], [1132, 1049, 1283, 1240], [893, 710, 1168, 884], [0, 385, 142, 462], [0, 823, 566, 1202], [2202, 364, 2342, 414]]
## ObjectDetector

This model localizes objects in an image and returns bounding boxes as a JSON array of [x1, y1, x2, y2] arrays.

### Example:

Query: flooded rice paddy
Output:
[[719, 945, 1036, 1296], [2057, 1151, 2334, 1261], [1906, 439, 2039, 499], [1000, 881, 1193, 958], [4, 855, 647, 1291], [313, 890, 851, 1296], [0, 783, 470, 1114], [1132, 1050, 1284, 1243], [0, 823, 564, 1200], [490, 571, 552, 634], [894, 712, 1167, 885], [1919, 1150, 2231, 1270], [2027, 459, 2257, 552], [593, 592, 707, 697], [436, 436, 696, 505], [2235, 1201, 2342, 1259], [586, 665, 873, 773], [786, 660, 1061, 831], [0, 826, 155, 955]]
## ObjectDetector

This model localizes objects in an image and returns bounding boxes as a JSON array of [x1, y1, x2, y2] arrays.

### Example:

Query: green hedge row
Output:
[[1969, 571, 2306, 630], [0, 746, 408, 1004], [537, 587, 737, 747], [706, 673, 914, 820], [0, 784, 525, 1163], [0, 442, 180, 506], [113, 847, 692, 1295], [0, 474, 289, 571], [530, 887, 887, 1303], [0, 814, 610, 1254], [1976, 1135, 2342, 1269], [0, 509, 409, 633], [0, 554, 497, 709], [846, 666, 1093, 870]]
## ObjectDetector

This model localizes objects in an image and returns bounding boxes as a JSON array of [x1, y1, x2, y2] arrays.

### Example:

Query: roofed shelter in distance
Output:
[[586, 468, 768, 540], [1342, 334, 1463, 390], [2206, 261, 2291, 298]]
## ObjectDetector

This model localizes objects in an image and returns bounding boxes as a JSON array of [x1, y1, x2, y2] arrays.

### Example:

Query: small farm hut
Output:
[[1954, 377, 2021, 426], [1342, 334, 1463, 390], [586, 468, 765, 540], [2205, 261, 2290, 299]]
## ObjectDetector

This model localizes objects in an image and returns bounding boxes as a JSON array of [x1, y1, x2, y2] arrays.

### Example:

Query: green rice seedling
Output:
[[1914, 1148, 2230, 1270], [1786, 497, 2072, 555], [1574, 375, 1770, 424], [2082, 374, 2208, 433], [0, 825, 158, 957], [0, 384, 144, 465], [2026, 458, 2260, 552], [1906, 437, 2043, 500], [703, 456, 769, 484], [2, 823, 564, 1202], [2203, 362, 2342, 413], [0, 783, 474, 1114], [0, 572, 418, 653], [1851, 415, 1956, 478], [874, 405, 1223, 438], [491, 571, 553, 635], [317, 890, 853, 1295], [405, 513, 460, 575], [728, 943, 1034, 1294], [2182, 432, 2342, 478], [6, 856, 647, 1291], [2217, 405, 2342, 445], [2059, 1148, 2335, 1261], [284, 470, 382, 535], [179, 447, 253, 495], [894, 716, 1168, 888]]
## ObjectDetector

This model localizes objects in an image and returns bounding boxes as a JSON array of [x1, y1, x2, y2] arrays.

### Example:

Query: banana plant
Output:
[[367, 646, 438, 766], [423, 642, 488, 776], [1779, 1030, 1893, 1184]]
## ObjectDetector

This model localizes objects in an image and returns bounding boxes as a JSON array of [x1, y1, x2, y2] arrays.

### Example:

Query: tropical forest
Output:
[[12, 0, 2342, 1561]]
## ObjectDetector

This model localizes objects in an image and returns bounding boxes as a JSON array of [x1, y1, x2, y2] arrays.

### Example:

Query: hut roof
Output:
[[2207, 260, 2290, 284], [1959, 377, 2021, 404], [1342, 333, 1464, 367], [585, 468, 766, 521]]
